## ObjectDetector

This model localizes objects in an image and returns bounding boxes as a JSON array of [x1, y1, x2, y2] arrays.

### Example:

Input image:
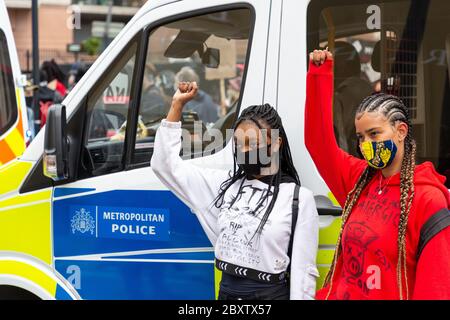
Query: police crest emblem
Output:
[[71, 208, 95, 235]]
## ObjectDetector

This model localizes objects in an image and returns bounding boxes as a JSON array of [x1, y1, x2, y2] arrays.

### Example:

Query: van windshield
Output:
[[82, 7, 254, 176], [132, 7, 253, 163]]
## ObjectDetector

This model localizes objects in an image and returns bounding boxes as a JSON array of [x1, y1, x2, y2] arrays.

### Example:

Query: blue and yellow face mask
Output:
[[360, 140, 397, 169]]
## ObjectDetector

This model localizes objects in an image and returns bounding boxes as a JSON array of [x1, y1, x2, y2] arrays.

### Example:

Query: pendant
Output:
[[378, 189, 383, 195]]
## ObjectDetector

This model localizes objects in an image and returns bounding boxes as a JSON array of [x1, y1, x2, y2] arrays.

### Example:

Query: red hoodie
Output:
[[305, 59, 450, 300]]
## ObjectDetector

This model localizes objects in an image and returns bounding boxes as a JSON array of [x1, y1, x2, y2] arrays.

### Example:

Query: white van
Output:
[[0, 0, 449, 299], [0, 0, 29, 167]]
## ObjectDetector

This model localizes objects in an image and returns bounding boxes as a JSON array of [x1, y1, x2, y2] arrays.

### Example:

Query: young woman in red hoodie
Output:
[[305, 49, 450, 300]]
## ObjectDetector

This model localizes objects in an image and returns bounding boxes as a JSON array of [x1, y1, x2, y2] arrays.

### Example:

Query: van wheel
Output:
[[0, 285, 41, 300]]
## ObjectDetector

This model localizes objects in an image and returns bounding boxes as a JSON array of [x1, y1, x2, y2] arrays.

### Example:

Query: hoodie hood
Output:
[[414, 162, 450, 208], [379, 161, 450, 208]]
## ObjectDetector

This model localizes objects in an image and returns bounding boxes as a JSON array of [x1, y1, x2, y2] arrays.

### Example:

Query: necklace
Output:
[[378, 173, 392, 195]]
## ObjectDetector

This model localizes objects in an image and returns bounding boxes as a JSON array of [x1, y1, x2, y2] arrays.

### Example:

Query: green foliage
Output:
[[82, 37, 101, 55]]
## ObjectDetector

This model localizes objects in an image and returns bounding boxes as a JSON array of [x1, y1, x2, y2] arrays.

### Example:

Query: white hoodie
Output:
[[151, 119, 320, 300]]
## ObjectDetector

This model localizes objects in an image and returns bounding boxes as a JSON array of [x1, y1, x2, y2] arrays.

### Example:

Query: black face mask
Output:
[[236, 144, 273, 177]]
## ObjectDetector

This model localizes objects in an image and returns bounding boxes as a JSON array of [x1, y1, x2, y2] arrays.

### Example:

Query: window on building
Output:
[[131, 8, 254, 165]]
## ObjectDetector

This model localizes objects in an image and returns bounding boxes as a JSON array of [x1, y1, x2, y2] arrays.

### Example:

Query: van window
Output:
[[82, 40, 138, 176], [308, 0, 450, 187], [0, 29, 18, 137], [132, 8, 253, 165]]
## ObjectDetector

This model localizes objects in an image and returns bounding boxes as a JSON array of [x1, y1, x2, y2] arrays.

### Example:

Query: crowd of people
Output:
[[24, 59, 88, 137], [25, 59, 243, 139], [139, 63, 243, 128]]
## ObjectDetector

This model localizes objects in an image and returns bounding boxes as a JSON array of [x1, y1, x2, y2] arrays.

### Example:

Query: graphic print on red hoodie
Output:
[[305, 59, 450, 300]]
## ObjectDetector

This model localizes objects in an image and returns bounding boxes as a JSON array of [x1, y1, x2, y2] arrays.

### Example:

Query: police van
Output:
[[0, 0, 449, 299], [0, 1, 29, 168]]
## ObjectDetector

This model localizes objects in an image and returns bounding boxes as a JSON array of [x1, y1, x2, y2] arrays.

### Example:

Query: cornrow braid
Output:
[[323, 93, 416, 300], [397, 125, 416, 299], [213, 104, 301, 242]]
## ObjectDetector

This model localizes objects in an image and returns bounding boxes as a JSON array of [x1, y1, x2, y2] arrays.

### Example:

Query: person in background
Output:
[[41, 59, 67, 97], [140, 63, 168, 125], [159, 69, 176, 98], [38, 61, 67, 127], [226, 64, 244, 112], [175, 66, 219, 124], [24, 79, 39, 139], [331, 41, 372, 156], [68, 61, 89, 91]]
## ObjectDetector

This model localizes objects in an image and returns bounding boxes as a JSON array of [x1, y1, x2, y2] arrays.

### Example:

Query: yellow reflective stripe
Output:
[[4, 127, 25, 157], [0, 161, 32, 195], [15, 88, 21, 111], [317, 195, 341, 290], [0, 160, 51, 267], [317, 266, 330, 290], [0, 160, 17, 172], [0, 201, 52, 265], [0, 190, 52, 209], [0, 260, 56, 297], [327, 192, 340, 207], [214, 264, 222, 300], [317, 249, 335, 265], [319, 217, 342, 245]]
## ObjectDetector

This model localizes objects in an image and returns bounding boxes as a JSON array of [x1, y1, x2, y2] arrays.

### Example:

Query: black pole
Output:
[[26, 49, 30, 73], [32, 0, 40, 131]]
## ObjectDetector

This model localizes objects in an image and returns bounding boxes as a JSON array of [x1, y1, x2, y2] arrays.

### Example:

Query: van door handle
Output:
[[314, 195, 342, 216], [317, 206, 342, 216]]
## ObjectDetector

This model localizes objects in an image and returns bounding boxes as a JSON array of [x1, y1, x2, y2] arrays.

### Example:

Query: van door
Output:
[[0, 3, 28, 166], [50, 0, 268, 299]]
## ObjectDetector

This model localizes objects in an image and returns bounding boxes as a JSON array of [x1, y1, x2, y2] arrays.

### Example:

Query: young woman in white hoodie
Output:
[[151, 82, 319, 300]]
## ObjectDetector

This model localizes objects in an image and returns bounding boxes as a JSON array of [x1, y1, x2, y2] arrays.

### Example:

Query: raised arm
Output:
[[304, 50, 367, 206], [151, 81, 230, 244]]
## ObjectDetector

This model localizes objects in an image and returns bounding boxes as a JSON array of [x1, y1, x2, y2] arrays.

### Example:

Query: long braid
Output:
[[323, 93, 416, 300], [396, 104, 416, 299], [324, 166, 375, 296]]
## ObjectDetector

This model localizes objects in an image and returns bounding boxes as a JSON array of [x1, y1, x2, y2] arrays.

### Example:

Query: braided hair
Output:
[[324, 93, 416, 300], [213, 103, 300, 241]]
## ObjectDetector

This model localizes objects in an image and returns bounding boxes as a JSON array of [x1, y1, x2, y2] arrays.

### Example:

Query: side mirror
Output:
[[43, 104, 69, 181], [202, 48, 220, 68]]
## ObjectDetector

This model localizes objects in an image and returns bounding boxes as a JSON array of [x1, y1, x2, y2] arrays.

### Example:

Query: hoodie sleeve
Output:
[[411, 188, 450, 300], [151, 119, 230, 245], [290, 187, 320, 300], [304, 59, 367, 207]]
